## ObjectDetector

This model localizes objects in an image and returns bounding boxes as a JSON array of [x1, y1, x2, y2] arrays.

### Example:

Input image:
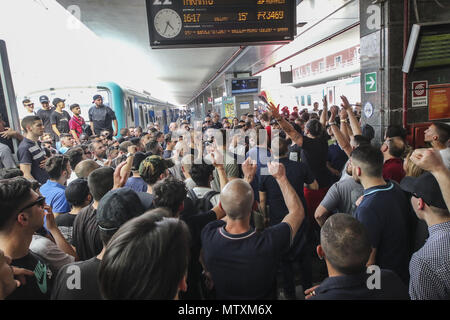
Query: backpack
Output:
[[187, 189, 219, 213]]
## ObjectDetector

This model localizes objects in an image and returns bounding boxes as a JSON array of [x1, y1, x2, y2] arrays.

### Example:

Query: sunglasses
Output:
[[25, 103, 34, 107], [19, 196, 46, 212]]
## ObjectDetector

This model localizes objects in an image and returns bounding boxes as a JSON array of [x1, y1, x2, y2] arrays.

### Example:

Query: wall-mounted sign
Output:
[[222, 97, 235, 118], [365, 72, 377, 93], [429, 84, 450, 120], [411, 80, 428, 107], [364, 101, 374, 118], [146, 0, 296, 48]]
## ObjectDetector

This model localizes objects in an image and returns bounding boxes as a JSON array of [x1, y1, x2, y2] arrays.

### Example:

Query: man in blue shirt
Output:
[[401, 171, 450, 300], [40, 155, 72, 215], [351, 145, 412, 285], [246, 128, 271, 202], [201, 161, 305, 299], [307, 213, 408, 300]]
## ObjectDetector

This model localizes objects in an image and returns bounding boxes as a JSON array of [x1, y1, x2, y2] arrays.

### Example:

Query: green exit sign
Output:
[[365, 72, 377, 93]]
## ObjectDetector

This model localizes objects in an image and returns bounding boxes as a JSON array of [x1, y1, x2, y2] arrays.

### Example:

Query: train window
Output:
[[139, 105, 144, 127], [128, 98, 134, 122], [335, 56, 342, 66], [307, 95, 311, 106], [301, 96, 305, 106], [319, 61, 324, 72]]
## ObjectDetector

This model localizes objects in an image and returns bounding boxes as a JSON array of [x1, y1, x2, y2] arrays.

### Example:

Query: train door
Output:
[[0, 40, 20, 154], [162, 108, 169, 133], [149, 106, 155, 123], [125, 96, 135, 128]]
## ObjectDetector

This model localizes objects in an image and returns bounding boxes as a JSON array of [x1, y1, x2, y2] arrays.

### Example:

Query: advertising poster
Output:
[[429, 84, 450, 120], [222, 97, 235, 118]]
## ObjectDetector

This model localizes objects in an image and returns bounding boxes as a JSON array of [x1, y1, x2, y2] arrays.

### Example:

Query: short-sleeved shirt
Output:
[[37, 107, 55, 134], [409, 221, 450, 300], [301, 134, 332, 188], [138, 192, 154, 211], [320, 178, 364, 216], [0, 142, 17, 169], [72, 204, 103, 261], [40, 180, 71, 214], [354, 181, 411, 284], [259, 157, 315, 225], [440, 148, 450, 169], [55, 213, 77, 244], [17, 138, 49, 184], [179, 209, 217, 300], [6, 252, 54, 300], [383, 158, 405, 184], [30, 234, 75, 272], [50, 110, 71, 139], [124, 176, 148, 193], [327, 142, 348, 172], [288, 143, 303, 163], [201, 220, 291, 299], [69, 115, 86, 137], [51, 257, 102, 300], [88, 105, 116, 135], [310, 270, 409, 300]]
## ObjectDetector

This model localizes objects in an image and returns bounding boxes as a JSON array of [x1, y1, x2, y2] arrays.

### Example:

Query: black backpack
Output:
[[187, 189, 219, 214]]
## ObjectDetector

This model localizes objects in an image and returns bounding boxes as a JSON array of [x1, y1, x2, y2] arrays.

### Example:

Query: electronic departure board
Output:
[[146, 0, 296, 48]]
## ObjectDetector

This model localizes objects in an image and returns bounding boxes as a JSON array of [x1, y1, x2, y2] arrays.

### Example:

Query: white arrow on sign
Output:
[[367, 76, 376, 90]]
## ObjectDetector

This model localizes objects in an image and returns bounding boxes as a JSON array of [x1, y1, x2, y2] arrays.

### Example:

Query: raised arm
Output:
[[267, 102, 303, 147], [320, 96, 328, 128], [410, 148, 450, 210], [329, 108, 352, 157], [341, 95, 362, 136], [268, 161, 305, 241]]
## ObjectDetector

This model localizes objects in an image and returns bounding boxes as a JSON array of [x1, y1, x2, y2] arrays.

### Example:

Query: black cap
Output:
[[97, 188, 144, 232], [52, 98, 65, 106], [93, 94, 103, 102], [132, 152, 148, 171], [39, 95, 49, 103], [401, 172, 447, 210]]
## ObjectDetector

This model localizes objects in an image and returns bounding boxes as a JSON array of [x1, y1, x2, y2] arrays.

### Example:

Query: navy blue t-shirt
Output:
[[301, 134, 332, 188], [201, 220, 291, 299], [310, 269, 409, 300], [354, 181, 412, 284], [259, 157, 315, 225], [88, 105, 116, 135], [17, 138, 49, 184]]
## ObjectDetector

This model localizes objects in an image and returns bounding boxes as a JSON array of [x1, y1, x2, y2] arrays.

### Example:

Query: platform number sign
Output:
[[365, 72, 377, 93]]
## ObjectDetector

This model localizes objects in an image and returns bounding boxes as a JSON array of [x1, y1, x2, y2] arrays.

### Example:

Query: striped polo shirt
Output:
[[17, 138, 49, 184]]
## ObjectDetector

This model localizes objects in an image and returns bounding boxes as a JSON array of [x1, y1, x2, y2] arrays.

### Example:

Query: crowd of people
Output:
[[0, 92, 449, 300]]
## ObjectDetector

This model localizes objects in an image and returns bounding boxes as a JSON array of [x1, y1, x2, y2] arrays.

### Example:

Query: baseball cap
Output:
[[97, 188, 144, 233], [93, 94, 103, 102], [39, 95, 49, 103], [400, 172, 447, 210], [139, 155, 174, 181], [52, 98, 65, 106]]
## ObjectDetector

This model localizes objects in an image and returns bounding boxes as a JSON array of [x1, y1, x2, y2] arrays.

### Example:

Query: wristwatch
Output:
[[126, 152, 135, 158]]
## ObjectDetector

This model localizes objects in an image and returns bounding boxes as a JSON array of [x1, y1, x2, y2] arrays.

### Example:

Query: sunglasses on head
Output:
[[19, 196, 46, 212]]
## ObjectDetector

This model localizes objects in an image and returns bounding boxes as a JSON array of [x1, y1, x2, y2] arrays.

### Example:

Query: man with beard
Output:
[[90, 141, 107, 166]]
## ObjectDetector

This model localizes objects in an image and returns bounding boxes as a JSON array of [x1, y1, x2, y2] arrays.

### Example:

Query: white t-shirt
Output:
[[440, 148, 450, 169]]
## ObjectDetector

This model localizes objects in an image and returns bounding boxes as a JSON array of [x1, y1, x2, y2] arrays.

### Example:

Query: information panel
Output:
[[146, 0, 296, 48]]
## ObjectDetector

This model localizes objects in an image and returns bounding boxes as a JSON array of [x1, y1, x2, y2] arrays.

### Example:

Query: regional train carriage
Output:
[[19, 81, 180, 136], [295, 76, 361, 111]]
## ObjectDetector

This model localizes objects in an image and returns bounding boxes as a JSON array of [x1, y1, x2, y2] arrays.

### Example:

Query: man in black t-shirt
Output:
[[50, 98, 71, 144], [52, 188, 144, 300], [201, 161, 306, 299], [36, 95, 55, 135], [88, 95, 118, 137], [0, 177, 54, 300], [152, 177, 226, 300], [72, 167, 114, 261]]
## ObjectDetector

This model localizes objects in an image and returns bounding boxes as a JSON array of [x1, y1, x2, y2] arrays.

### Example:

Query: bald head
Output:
[[220, 179, 254, 220], [75, 160, 101, 179]]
